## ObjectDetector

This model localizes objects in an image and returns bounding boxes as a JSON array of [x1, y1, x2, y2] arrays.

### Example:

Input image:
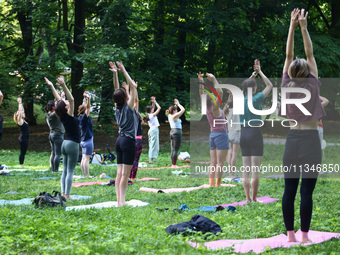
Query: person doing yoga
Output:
[[110, 61, 138, 207], [239, 59, 273, 202], [14, 97, 29, 166], [280, 8, 326, 243], [46, 77, 80, 200]]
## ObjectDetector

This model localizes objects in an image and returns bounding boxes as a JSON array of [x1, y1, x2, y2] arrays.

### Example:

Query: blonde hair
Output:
[[13, 111, 21, 124], [287, 58, 309, 87]]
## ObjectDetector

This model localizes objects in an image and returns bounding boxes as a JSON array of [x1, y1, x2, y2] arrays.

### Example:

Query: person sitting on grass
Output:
[[166, 99, 185, 168], [13, 97, 29, 167]]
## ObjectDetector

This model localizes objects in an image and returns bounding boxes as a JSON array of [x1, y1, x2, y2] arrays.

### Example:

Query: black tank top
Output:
[[18, 122, 29, 142]]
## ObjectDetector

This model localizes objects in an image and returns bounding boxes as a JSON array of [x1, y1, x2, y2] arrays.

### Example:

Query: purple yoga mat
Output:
[[216, 196, 279, 208], [188, 230, 340, 253]]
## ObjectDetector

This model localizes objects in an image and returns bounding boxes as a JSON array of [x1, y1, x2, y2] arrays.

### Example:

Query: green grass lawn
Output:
[[0, 142, 339, 254]]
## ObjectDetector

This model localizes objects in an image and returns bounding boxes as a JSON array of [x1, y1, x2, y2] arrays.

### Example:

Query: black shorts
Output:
[[115, 134, 136, 165], [240, 126, 263, 156]]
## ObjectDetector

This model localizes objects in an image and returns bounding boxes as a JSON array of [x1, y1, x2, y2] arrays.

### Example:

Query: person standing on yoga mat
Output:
[[166, 99, 185, 168], [198, 71, 228, 187], [280, 8, 326, 243], [49, 77, 80, 200], [14, 97, 29, 166], [44, 78, 65, 173], [110, 61, 138, 207], [224, 93, 241, 176], [145, 96, 161, 164], [78, 91, 93, 177], [240, 59, 273, 202]]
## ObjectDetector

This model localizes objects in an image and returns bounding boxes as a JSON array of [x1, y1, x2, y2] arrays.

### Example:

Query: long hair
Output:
[[13, 111, 21, 124], [44, 100, 55, 113], [55, 100, 68, 117], [241, 78, 257, 95], [287, 58, 309, 87], [144, 105, 153, 122], [113, 88, 127, 109], [223, 96, 233, 116], [78, 104, 86, 116]]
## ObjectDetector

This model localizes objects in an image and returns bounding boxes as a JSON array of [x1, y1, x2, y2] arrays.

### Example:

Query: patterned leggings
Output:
[[130, 138, 142, 179]]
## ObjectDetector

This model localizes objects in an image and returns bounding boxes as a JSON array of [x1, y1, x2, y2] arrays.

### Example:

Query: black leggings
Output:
[[19, 139, 29, 164], [170, 128, 182, 165], [282, 130, 321, 232]]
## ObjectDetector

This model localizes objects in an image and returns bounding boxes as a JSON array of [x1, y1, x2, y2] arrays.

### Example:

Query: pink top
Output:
[[279, 72, 326, 122], [206, 105, 227, 133]]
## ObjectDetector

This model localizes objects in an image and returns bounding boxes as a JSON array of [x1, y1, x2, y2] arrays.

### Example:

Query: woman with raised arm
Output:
[[51, 77, 80, 200], [198, 72, 228, 187], [14, 97, 29, 166], [223, 93, 241, 175], [44, 78, 65, 173], [166, 99, 185, 167], [78, 91, 93, 177], [239, 59, 273, 203], [280, 9, 326, 243], [110, 61, 138, 207], [145, 96, 161, 164]]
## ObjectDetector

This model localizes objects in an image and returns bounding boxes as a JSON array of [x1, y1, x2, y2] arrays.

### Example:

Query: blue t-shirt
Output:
[[79, 114, 93, 142], [60, 114, 80, 143], [239, 92, 264, 126]]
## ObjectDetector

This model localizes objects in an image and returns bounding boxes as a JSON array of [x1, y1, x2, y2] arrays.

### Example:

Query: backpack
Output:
[[32, 191, 66, 208]]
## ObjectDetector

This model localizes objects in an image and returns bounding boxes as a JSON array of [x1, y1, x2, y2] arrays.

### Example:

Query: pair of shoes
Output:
[[227, 206, 236, 212]]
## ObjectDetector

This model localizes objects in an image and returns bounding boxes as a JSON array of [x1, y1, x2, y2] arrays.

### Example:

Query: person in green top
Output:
[[240, 59, 273, 203]]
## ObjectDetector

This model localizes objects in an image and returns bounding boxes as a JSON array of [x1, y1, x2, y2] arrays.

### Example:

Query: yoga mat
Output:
[[31, 177, 58, 180], [140, 165, 191, 170], [264, 174, 284, 178], [188, 230, 340, 253], [65, 199, 149, 211], [136, 177, 160, 181], [6, 169, 49, 172], [0, 195, 92, 206], [139, 184, 236, 194], [72, 181, 108, 187], [3, 191, 19, 194], [216, 196, 278, 208]]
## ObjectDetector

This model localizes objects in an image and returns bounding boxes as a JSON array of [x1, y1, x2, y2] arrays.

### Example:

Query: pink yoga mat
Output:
[[72, 181, 108, 187], [188, 230, 340, 253], [140, 165, 191, 170], [136, 177, 160, 181], [216, 196, 278, 208], [139, 184, 236, 193]]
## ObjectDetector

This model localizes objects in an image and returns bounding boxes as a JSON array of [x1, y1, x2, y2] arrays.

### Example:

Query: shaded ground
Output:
[[1, 120, 338, 153], [0, 122, 190, 153]]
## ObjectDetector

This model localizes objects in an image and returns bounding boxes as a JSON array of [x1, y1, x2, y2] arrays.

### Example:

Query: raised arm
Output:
[[299, 9, 318, 77], [319, 96, 329, 108], [16, 97, 24, 125], [206, 72, 223, 108], [0, 90, 3, 105], [254, 59, 273, 98], [151, 96, 161, 117], [109, 61, 120, 91], [116, 61, 137, 109], [197, 71, 205, 96], [56, 77, 74, 116], [172, 99, 185, 120], [283, 8, 300, 74], [45, 77, 61, 101], [134, 87, 139, 112], [83, 91, 91, 117]]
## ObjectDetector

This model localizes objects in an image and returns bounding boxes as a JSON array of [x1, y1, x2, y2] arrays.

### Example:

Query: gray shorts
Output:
[[229, 130, 240, 144]]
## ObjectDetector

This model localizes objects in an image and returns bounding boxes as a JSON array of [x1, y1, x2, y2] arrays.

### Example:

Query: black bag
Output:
[[32, 191, 66, 208], [165, 215, 222, 235]]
